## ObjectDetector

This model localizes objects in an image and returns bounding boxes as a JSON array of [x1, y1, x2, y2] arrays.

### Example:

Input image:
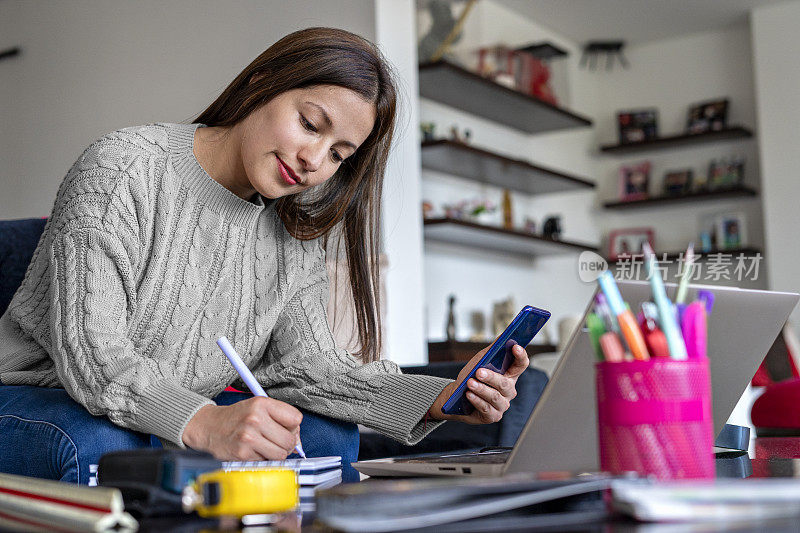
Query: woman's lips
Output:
[[276, 156, 299, 186]]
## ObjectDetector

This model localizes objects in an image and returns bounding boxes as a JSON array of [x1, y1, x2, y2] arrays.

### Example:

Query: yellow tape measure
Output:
[[182, 468, 298, 518]]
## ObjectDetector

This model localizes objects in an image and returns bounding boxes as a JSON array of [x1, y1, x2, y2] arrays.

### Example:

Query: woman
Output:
[[0, 27, 528, 484]]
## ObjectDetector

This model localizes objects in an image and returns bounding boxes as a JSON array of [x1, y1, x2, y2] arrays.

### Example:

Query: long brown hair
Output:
[[194, 27, 396, 363]]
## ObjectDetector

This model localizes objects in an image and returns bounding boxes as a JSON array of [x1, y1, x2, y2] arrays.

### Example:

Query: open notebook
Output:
[[223, 456, 342, 485]]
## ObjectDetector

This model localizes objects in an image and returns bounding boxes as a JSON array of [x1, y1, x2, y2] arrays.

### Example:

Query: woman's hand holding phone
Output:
[[428, 343, 529, 424]]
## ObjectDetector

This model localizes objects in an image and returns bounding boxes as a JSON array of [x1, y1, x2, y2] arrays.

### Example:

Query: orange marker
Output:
[[617, 311, 650, 360], [598, 271, 651, 361]]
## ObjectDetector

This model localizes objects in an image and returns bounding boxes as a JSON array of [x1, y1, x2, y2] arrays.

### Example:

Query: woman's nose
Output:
[[297, 142, 326, 173]]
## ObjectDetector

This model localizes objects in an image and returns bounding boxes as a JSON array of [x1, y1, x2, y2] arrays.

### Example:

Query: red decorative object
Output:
[[525, 56, 557, 105], [751, 378, 800, 434], [476, 46, 558, 105], [751, 324, 800, 435]]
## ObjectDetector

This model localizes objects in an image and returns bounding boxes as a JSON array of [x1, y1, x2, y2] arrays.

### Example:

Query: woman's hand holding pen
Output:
[[429, 344, 529, 424], [182, 397, 303, 460]]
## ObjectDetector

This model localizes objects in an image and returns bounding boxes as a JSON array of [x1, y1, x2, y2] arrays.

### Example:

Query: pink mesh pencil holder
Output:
[[595, 359, 715, 480]]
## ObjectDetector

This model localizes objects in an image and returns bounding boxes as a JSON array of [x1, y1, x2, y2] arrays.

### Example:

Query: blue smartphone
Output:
[[441, 305, 551, 416]]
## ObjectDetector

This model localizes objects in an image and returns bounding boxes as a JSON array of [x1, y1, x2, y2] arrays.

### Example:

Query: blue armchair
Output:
[[0, 218, 47, 316]]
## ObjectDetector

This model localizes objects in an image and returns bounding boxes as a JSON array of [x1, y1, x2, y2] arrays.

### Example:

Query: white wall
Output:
[[375, 0, 427, 365], [751, 0, 800, 333], [0, 0, 375, 219]]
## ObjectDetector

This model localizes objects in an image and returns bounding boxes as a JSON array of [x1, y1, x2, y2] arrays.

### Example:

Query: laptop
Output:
[[352, 281, 799, 477]]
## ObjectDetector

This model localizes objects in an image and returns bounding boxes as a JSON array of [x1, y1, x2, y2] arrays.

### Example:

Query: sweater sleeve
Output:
[[49, 224, 214, 446], [254, 245, 452, 445], [46, 159, 214, 446]]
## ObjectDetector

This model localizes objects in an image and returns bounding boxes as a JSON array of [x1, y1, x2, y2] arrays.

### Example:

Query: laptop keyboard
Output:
[[393, 449, 511, 464]]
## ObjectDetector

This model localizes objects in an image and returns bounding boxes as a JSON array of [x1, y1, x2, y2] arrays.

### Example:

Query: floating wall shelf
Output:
[[424, 218, 598, 258], [603, 186, 758, 210], [600, 126, 753, 155], [421, 139, 595, 196], [419, 60, 593, 134], [428, 341, 558, 363], [607, 246, 762, 265]]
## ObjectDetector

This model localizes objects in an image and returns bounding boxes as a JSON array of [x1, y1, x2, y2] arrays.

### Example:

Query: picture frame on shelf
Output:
[[618, 161, 651, 201], [608, 227, 655, 260], [697, 211, 748, 251], [708, 157, 745, 190], [687, 98, 729, 134], [662, 169, 693, 196], [716, 212, 747, 250], [617, 108, 658, 144], [698, 213, 719, 252]]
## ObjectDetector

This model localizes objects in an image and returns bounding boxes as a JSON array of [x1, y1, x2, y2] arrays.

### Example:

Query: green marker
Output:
[[675, 242, 695, 304], [586, 313, 606, 361]]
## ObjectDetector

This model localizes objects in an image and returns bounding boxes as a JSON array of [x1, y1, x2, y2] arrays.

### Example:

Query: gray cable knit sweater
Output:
[[0, 122, 450, 447]]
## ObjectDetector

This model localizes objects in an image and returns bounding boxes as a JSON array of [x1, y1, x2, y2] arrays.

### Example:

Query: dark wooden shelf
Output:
[[423, 217, 598, 257], [421, 139, 595, 195], [600, 126, 753, 154], [428, 340, 558, 363], [603, 186, 758, 210], [607, 246, 762, 264], [419, 60, 593, 134]]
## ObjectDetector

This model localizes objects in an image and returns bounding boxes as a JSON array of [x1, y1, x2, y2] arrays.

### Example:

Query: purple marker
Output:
[[217, 336, 306, 458], [697, 290, 715, 316], [674, 303, 687, 323], [682, 301, 707, 359], [595, 293, 620, 334]]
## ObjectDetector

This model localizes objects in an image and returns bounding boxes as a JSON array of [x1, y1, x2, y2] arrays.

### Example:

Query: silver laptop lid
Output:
[[504, 281, 799, 475]]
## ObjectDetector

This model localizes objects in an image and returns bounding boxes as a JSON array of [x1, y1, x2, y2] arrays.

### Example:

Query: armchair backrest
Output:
[[0, 218, 47, 316]]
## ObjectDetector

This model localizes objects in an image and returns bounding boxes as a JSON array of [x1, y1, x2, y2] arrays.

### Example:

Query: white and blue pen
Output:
[[642, 244, 687, 360], [216, 336, 306, 458]]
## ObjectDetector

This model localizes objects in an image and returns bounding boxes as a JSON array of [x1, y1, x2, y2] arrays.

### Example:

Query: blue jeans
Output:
[[0, 386, 360, 484]]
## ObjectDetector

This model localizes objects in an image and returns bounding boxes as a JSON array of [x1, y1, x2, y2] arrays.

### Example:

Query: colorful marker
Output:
[[595, 294, 620, 334], [596, 294, 631, 352], [597, 271, 650, 361], [642, 243, 687, 360], [217, 336, 306, 458], [698, 289, 715, 316], [586, 312, 606, 362], [640, 302, 670, 357], [681, 301, 708, 359], [599, 331, 626, 362], [675, 242, 695, 304], [675, 303, 687, 324], [640, 302, 659, 332]]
